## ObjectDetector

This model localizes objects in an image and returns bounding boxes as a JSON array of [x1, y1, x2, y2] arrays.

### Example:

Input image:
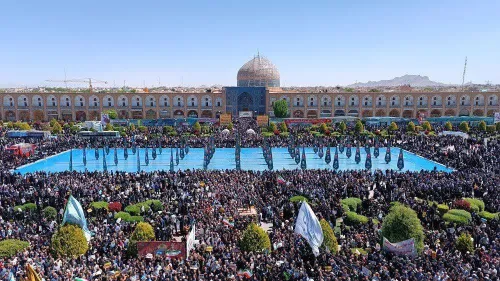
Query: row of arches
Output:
[[289, 109, 496, 119], [273, 94, 499, 108], [2, 95, 223, 108]]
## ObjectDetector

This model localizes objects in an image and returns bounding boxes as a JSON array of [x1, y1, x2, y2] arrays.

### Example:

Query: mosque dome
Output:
[[237, 54, 280, 87]]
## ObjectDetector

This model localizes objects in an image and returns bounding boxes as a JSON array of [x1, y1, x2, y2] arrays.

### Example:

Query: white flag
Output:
[[294, 201, 324, 256]]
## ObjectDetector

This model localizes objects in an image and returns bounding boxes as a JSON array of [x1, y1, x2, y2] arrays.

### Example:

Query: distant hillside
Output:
[[349, 75, 446, 87]]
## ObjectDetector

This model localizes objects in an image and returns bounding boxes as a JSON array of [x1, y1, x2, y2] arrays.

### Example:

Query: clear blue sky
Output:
[[1, 0, 499, 88]]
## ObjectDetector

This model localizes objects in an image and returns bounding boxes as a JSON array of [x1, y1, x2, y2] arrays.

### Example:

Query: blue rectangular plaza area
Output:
[[13, 147, 453, 174]]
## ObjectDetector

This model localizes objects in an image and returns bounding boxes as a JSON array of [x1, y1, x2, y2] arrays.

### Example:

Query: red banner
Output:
[[136, 241, 186, 259]]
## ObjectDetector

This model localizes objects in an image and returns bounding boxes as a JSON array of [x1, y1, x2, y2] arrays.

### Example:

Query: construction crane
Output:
[[45, 78, 108, 93]]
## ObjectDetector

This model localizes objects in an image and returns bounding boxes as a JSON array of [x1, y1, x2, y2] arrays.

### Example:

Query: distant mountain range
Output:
[[349, 75, 446, 87]]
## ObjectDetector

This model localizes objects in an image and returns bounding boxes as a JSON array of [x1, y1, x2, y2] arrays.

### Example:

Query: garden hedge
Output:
[[345, 211, 369, 225], [0, 239, 30, 258], [114, 211, 144, 223], [90, 201, 109, 210], [290, 196, 309, 203], [478, 211, 499, 221], [14, 203, 37, 212], [443, 209, 471, 225], [341, 198, 362, 212], [463, 198, 485, 212], [124, 200, 164, 215], [437, 204, 449, 215]]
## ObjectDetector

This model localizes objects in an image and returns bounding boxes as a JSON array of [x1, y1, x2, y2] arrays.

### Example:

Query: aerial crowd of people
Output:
[[0, 118, 498, 281]]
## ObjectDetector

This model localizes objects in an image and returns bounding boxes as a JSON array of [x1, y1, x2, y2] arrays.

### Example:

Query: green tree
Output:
[[459, 121, 469, 133], [320, 219, 338, 254], [354, 120, 364, 133], [406, 121, 415, 132], [239, 222, 271, 252], [445, 121, 453, 131], [338, 121, 347, 133], [269, 122, 278, 132], [104, 109, 118, 119], [51, 225, 89, 258], [51, 122, 62, 134], [279, 122, 288, 133], [43, 206, 57, 220], [227, 122, 234, 131], [477, 120, 487, 131], [381, 205, 424, 253], [388, 122, 398, 132], [455, 232, 474, 254], [193, 121, 201, 132], [422, 121, 432, 131], [49, 118, 58, 127], [104, 123, 114, 131], [128, 222, 155, 256], [273, 100, 289, 118]]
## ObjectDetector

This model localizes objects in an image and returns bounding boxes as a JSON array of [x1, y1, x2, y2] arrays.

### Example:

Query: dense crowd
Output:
[[0, 121, 499, 281]]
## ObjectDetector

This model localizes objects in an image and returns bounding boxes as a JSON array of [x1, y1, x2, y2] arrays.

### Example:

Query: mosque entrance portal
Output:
[[238, 92, 253, 112]]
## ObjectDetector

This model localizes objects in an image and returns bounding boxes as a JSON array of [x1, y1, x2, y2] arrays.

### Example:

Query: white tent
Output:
[[246, 129, 256, 135]]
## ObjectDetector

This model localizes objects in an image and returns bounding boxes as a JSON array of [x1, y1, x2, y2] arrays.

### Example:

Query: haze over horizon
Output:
[[1, 0, 499, 88]]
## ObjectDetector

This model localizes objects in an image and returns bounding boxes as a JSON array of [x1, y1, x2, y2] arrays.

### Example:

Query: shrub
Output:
[[463, 198, 484, 212], [453, 199, 471, 211], [124, 205, 141, 216], [437, 204, 449, 215], [239, 223, 271, 252], [147, 200, 164, 212], [168, 131, 178, 136], [381, 205, 424, 253], [0, 239, 30, 258], [320, 219, 338, 254], [486, 125, 496, 133], [43, 206, 57, 220], [279, 122, 288, 133], [354, 120, 364, 133], [459, 121, 469, 133], [345, 211, 369, 225], [290, 196, 309, 203], [388, 122, 398, 132], [51, 225, 89, 258], [389, 201, 403, 209], [445, 121, 453, 131], [338, 122, 347, 133], [422, 121, 432, 132], [128, 222, 155, 256], [477, 120, 487, 131], [456, 233, 474, 254], [406, 121, 415, 132], [279, 132, 289, 137], [443, 209, 471, 225], [193, 121, 201, 133], [227, 122, 234, 130], [114, 212, 143, 223], [90, 201, 109, 210], [262, 132, 274, 137], [478, 211, 499, 221], [14, 203, 37, 212], [341, 198, 362, 212], [108, 202, 122, 212]]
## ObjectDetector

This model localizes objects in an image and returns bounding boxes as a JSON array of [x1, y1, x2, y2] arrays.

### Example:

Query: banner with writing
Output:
[[382, 237, 416, 256], [137, 241, 186, 259]]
